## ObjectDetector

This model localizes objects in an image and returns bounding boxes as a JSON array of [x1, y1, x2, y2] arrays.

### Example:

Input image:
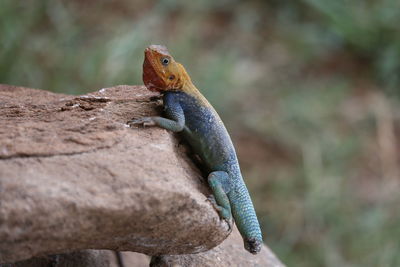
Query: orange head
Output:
[[142, 45, 191, 92]]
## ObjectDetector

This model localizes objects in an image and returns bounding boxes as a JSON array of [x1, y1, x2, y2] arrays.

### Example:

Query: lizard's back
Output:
[[164, 91, 237, 172]]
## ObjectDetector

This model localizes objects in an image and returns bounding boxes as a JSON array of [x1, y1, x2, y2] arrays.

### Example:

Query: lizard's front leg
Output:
[[207, 171, 233, 230], [128, 116, 184, 132], [128, 95, 185, 133]]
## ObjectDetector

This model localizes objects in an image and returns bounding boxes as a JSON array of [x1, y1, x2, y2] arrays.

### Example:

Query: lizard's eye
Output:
[[161, 57, 170, 66], [169, 75, 175, 80]]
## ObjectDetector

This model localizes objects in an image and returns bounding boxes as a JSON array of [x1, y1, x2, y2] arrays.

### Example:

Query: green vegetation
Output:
[[1, 1, 399, 266]]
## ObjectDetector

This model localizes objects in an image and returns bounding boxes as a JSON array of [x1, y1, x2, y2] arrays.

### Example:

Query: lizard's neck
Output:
[[174, 63, 206, 101], [181, 80, 199, 95], [168, 62, 213, 108], [181, 80, 214, 109]]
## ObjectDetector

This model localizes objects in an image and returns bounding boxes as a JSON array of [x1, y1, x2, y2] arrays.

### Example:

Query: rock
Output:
[[0, 250, 149, 267], [0, 230, 284, 267], [151, 226, 284, 267], [0, 250, 112, 267], [110, 251, 149, 267], [0, 84, 283, 266]]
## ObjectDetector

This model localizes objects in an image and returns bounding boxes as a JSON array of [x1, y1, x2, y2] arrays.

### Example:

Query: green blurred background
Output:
[[1, 1, 399, 266]]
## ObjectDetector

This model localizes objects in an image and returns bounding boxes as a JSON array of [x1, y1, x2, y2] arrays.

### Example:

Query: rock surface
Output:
[[0, 85, 283, 266], [0, 250, 114, 267], [151, 226, 284, 267], [1, 227, 283, 267], [0, 250, 149, 267]]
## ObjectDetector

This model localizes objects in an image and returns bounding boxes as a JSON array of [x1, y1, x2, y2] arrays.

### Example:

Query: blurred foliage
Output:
[[302, 0, 400, 95], [1, 0, 400, 266]]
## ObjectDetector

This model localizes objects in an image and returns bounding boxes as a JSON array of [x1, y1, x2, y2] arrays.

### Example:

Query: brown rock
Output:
[[0, 250, 150, 267], [0, 84, 228, 263], [0, 85, 283, 266], [151, 226, 284, 267], [110, 251, 149, 267], [0, 250, 112, 267]]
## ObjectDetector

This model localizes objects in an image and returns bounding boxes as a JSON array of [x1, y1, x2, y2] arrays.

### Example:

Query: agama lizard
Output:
[[128, 45, 263, 254]]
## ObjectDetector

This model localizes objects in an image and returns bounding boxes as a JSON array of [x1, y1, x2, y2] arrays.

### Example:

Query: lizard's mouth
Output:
[[142, 49, 167, 92]]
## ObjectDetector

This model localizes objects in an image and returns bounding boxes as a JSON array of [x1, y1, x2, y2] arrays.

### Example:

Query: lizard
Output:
[[128, 45, 263, 254]]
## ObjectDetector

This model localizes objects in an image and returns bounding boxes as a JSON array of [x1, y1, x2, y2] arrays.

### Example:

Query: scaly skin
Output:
[[129, 45, 263, 254]]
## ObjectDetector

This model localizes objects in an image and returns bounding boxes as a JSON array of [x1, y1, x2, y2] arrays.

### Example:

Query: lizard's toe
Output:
[[206, 195, 232, 231], [224, 217, 233, 232], [127, 117, 154, 127]]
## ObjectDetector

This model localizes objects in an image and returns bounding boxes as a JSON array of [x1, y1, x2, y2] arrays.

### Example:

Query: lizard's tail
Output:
[[229, 177, 263, 254]]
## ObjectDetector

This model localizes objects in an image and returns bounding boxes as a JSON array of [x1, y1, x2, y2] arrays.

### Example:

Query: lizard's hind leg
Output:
[[207, 171, 232, 228]]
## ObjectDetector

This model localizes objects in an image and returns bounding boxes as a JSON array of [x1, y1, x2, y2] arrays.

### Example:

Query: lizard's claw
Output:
[[207, 195, 218, 207], [223, 217, 233, 232], [206, 195, 233, 232], [127, 117, 156, 128]]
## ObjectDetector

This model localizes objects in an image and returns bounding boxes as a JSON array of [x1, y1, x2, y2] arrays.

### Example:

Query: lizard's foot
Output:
[[224, 217, 233, 232], [127, 117, 155, 127], [207, 195, 233, 231], [207, 195, 220, 210]]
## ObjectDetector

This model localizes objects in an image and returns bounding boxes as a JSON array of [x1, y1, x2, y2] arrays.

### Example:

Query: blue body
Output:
[[163, 91, 263, 246]]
